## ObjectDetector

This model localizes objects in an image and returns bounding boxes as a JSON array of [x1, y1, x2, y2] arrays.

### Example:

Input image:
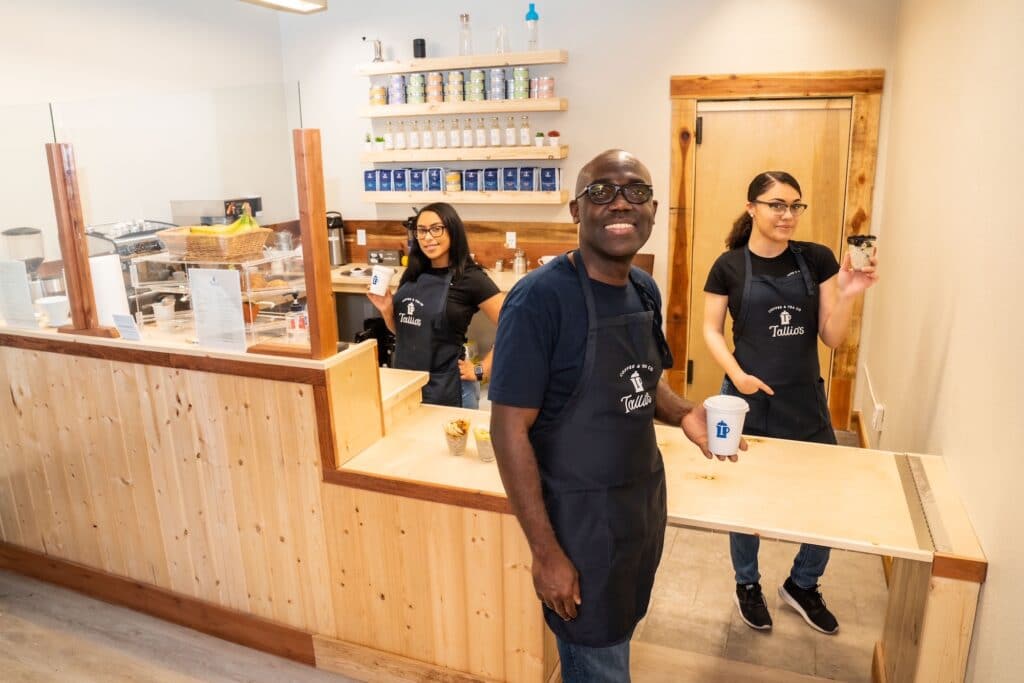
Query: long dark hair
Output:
[[400, 202, 477, 286], [725, 171, 803, 249]]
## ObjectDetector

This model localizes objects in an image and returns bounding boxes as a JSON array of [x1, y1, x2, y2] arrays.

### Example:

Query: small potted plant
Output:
[[364, 133, 373, 152], [373, 135, 386, 151], [547, 130, 561, 148], [534, 131, 546, 147]]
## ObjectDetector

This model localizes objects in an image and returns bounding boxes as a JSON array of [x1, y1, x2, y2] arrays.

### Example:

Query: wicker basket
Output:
[[156, 226, 272, 261]]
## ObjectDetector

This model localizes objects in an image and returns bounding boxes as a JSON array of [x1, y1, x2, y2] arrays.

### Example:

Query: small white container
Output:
[[369, 265, 395, 296], [37, 295, 70, 327]]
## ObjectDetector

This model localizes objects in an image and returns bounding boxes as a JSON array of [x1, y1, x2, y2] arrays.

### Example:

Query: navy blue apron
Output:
[[725, 244, 835, 444], [531, 250, 667, 647], [391, 270, 462, 407]]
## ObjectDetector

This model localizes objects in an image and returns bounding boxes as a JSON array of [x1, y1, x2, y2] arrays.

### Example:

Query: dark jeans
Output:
[[557, 637, 631, 682]]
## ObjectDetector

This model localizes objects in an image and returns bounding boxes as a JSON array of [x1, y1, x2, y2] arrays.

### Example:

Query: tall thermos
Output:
[[326, 211, 348, 266]]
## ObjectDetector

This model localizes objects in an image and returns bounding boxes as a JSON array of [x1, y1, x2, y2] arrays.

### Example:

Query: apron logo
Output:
[[398, 298, 423, 327], [618, 364, 654, 414], [768, 305, 805, 338], [715, 420, 730, 438], [406, 301, 415, 315]]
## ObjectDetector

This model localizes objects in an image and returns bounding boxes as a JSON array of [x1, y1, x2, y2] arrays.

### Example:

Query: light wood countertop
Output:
[[341, 403, 963, 562], [331, 263, 527, 295]]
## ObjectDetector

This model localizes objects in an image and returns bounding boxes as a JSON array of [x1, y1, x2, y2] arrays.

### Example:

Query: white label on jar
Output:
[[450, 129, 461, 147], [489, 128, 501, 146], [422, 130, 433, 148], [395, 132, 407, 149], [384, 133, 394, 150], [408, 131, 420, 148], [505, 128, 517, 146], [519, 127, 531, 146], [462, 129, 474, 147], [436, 131, 447, 148], [475, 129, 487, 147]]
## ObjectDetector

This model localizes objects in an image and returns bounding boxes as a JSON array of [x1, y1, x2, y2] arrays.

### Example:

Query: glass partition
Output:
[[0, 102, 57, 261]]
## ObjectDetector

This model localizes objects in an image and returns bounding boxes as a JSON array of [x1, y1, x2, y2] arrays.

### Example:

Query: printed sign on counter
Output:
[[111, 313, 142, 341], [188, 268, 247, 352], [0, 260, 39, 328]]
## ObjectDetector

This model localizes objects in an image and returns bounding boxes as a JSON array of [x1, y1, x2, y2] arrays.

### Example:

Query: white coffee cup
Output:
[[847, 235, 877, 271], [37, 295, 71, 327], [369, 265, 395, 296], [703, 394, 750, 456]]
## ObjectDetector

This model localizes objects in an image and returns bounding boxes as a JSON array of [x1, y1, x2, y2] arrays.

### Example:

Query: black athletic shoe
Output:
[[779, 577, 839, 635], [735, 583, 773, 630]]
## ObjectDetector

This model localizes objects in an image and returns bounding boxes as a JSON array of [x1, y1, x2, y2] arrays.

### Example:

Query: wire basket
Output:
[[156, 226, 272, 261]]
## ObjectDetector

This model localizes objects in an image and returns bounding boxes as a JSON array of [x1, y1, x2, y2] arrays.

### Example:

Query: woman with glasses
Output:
[[702, 171, 879, 636], [367, 202, 504, 408]]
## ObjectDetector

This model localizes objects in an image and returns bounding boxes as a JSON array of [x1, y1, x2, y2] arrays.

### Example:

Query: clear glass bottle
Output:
[[383, 121, 395, 150], [505, 116, 517, 146], [525, 3, 539, 51], [459, 13, 473, 56], [475, 117, 488, 147], [422, 120, 434, 149], [462, 117, 474, 147], [408, 120, 420, 149], [394, 121, 407, 150], [436, 119, 448, 149], [489, 117, 502, 146], [449, 118, 461, 148], [519, 115, 532, 146]]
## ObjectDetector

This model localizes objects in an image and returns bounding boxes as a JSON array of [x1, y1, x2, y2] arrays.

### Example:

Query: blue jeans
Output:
[[730, 532, 830, 589], [460, 379, 480, 409], [557, 637, 631, 683]]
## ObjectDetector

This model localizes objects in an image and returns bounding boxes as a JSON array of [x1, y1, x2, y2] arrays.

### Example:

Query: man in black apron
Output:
[[489, 151, 732, 681]]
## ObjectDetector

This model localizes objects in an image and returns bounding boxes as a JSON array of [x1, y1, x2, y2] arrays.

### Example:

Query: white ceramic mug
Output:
[[37, 295, 70, 327], [369, 265, 395, 296]]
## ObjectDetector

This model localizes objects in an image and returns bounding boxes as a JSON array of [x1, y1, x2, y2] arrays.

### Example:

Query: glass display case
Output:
[[129, 250, 307, 347]]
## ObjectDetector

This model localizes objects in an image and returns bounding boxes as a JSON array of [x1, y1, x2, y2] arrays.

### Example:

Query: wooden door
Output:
[[685, 99, 852, 402]]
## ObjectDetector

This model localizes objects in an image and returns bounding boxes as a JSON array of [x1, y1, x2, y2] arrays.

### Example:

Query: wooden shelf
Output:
[[356, 50, 568, 76], [362, 98, 567, 118], [361, 191, 567, 205], [360, 146, 568, 163]]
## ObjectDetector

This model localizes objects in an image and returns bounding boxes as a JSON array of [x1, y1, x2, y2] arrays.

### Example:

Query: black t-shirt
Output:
[[704, 241, 840, 320], [489, 256, 671, 425], [399, 264, 500, 345]]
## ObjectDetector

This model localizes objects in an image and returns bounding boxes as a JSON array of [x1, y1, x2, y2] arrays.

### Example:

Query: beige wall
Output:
[[857, 0, 1023, 679], [277, 0, 898, 293]]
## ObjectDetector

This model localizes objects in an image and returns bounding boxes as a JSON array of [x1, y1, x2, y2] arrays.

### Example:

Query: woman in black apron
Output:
[[367, 203, 504, 407], [703, 171, 879, 635]]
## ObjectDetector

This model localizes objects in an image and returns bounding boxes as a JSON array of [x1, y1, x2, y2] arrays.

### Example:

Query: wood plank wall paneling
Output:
[[320, 485, 545, 682], [0, 346, 334, 634]]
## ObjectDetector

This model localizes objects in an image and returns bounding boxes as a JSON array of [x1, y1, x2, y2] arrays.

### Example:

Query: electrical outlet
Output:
[[871, 404, 885, 432], [357, 229, 367, 246], [504, 231, 517, 249]]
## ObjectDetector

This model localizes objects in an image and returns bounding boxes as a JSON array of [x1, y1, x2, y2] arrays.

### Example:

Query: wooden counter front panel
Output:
[[320, 485, 548, 682], [0, 346, 336, 635]]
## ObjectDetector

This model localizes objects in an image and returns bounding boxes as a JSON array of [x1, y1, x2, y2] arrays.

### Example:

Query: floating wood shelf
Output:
[[360, 146, 568, 163], [362, 98, 567, 118], [356, 50, 568, 76], [361, 191, 567, 205]]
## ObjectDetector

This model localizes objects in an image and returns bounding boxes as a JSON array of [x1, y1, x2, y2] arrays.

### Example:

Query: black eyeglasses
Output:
[[752, 200, 809, 216], [574, 182, 654, 205], [415, 223, 446, 238]]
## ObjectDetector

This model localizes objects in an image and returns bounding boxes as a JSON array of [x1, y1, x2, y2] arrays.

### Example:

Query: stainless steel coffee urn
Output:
[[326, 211, 348, 266]]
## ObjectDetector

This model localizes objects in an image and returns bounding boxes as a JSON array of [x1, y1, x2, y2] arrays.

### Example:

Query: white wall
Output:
[[858, 0, 1024, 679], [0, 0, 291, 260], [277, 0, 898, 291]]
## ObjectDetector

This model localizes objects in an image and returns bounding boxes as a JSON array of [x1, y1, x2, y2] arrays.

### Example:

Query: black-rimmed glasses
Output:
[[574, 182, 654, 205], [415, 223, 446, 238], [752, 200, 809, 216]]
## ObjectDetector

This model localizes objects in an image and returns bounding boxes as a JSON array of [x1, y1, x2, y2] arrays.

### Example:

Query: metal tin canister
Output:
[[369, 86, 388, 105], [512, 66, 530, 79]]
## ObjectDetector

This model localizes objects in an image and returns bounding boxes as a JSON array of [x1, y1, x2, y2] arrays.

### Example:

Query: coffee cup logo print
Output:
[[780, 310, 792, 326], [629, 370, 644, 393], [406, 301, 415, 315], [715, 420, 731, 439]]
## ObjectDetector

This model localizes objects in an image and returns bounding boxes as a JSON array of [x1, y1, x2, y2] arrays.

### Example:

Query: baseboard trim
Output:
[[0, 542, 315, 665]]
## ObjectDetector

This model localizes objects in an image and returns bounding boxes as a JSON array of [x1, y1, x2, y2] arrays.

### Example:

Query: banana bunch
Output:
[[188, 214, 261, 235]]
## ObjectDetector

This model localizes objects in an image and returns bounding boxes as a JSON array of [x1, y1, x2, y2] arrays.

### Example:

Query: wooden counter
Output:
[[0, 323, 986, 683]]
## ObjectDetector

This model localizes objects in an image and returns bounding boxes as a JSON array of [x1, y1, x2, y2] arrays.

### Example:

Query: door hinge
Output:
[[695, 116, 703, 145], [686, 359, 694, 385]]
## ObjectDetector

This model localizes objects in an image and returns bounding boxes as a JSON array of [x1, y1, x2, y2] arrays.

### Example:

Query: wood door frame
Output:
[[666, 70, 884, 430]]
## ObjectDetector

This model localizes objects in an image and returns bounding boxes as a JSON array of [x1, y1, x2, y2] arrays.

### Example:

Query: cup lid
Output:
[[846, 234, 876, 245], [703, 394, 750, 413]]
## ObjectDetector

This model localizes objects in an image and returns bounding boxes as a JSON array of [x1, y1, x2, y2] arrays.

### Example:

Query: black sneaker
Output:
[[734, 583, 772, 630], [779, 577, 839, 635]]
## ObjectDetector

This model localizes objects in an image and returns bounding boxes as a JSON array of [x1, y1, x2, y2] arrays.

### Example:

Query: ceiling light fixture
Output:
[[240, 0, 327, 14]]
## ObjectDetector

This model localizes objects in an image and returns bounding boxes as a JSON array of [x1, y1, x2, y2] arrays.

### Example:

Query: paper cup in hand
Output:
[[474, 427, 495, 462], [703, 395, 750, 456], [369, 265, 395, 296], [444, 418, 470, 457], [846, 235, 877, 271]]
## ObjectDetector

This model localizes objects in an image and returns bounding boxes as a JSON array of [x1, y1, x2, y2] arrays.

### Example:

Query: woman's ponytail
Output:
[[726, 212, 753, 250]]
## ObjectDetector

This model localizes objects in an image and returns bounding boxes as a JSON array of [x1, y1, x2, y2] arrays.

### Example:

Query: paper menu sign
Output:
[[0, 260, 38, 328], [112, 313, 142, 341], [187, 268, 247, 352]]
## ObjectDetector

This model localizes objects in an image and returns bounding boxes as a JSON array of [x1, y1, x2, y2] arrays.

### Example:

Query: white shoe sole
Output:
[[733, 592, 772, 630], [778, 585, 839, 635]]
